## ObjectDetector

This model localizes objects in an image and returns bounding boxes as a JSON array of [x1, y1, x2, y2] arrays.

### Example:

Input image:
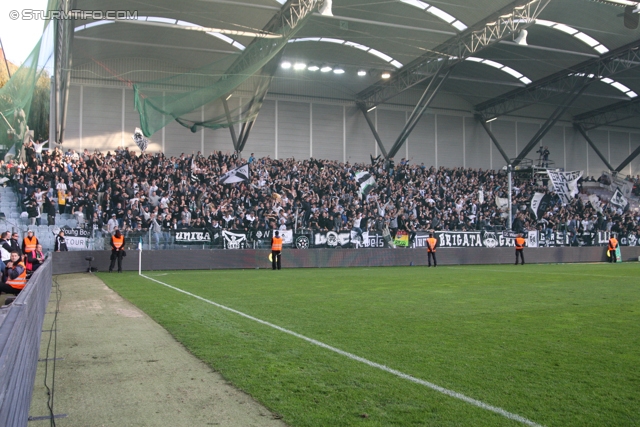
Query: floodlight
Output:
[[319, 0, 333, 16]]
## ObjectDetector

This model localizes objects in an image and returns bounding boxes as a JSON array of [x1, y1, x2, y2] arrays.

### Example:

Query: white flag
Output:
[[530, 192, 544, 219], [547, 170, 583, 204], [610, 188, 628, 208], [355, 171, 377, 199], [495, 196, 509, 211], [132, 127, 149, 152], [219, 164, 250, 184]]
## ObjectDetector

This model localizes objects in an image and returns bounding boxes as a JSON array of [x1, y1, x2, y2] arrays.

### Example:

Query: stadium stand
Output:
[[0, 141, 632, 252]]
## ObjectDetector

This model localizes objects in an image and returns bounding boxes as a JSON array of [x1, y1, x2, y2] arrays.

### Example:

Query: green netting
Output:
[[0, 1, 56, 160], [134, 13, 312, 139]]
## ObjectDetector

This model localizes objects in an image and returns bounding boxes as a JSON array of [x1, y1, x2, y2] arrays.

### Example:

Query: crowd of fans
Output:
[[0, 140, 636, 248]]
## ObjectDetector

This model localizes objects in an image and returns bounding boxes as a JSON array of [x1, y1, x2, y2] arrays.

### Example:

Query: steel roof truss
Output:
[[573, 98, 640, 131], [512, 79, 591, 166], [356, 0, 551, 109], [476, 40, 640, 119]]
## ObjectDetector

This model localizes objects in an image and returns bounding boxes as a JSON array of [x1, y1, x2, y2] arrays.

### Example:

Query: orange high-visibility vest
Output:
[[23, 236, 38, 254], [608, 237, 618, 251], [427, 237, 437, 253], [271, 237, 283, 251], [112, 235, 125, 249], [6, 261, 27, 289], [515, 237, 525, 250]]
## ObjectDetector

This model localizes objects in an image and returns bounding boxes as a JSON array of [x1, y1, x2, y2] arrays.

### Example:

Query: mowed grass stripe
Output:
[[100, 264, 640, 427], [140, 273, 544, 427]]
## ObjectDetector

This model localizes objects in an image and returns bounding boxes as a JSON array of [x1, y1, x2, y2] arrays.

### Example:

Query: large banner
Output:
[[305, 229, 616, 249], [205, 228, 629, 249], [432, 231, 526, 249], [547, 170, 583, 204]]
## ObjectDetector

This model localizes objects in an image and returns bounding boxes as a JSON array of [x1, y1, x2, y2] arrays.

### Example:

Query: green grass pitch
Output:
[[99, 263, 640, 427]]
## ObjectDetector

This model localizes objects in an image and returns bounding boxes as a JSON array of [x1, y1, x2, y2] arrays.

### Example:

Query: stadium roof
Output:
[[70, 0, 640, 131]]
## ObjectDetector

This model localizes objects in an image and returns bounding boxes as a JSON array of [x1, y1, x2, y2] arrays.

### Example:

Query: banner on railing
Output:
[[222, 230, 248, 249], [59, 226, 90, 250], [619, 232, 639, 246], [161, 228, 636, 249], [255, 229, 294, 245], [174, 229, 212, 244]]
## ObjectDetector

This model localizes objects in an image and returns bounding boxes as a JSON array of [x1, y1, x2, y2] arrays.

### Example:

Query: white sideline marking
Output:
[[140, 273, 544, 427]]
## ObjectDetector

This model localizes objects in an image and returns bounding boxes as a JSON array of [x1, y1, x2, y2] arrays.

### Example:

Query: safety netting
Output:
[[0, 0, 57, 160], [134, 12, 312, 139]]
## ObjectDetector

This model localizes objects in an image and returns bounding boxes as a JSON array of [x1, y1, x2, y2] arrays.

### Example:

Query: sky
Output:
[[0, 0, 50, 65]]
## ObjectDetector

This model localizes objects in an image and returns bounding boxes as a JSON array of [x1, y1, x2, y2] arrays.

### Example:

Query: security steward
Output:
[[515, 233, 526, 265], [271, 230, 283, 270], [426, 233, 437, 267], [0, 251, 27, 295], [109, 229, 125, 273], [608, 233, 619, 263], [22, 230, 39, 261]]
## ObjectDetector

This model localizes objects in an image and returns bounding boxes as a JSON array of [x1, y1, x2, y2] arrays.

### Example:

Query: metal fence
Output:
[[0, 258, 52, 427]]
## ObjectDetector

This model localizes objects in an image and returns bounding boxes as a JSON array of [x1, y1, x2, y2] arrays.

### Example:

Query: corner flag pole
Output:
[[138, 236, 142, 275]]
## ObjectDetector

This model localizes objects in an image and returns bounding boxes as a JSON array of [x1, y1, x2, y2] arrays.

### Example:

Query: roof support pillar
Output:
[[56, 0, 75, 145], [615, 143, 640, 173], [512, 81, 590, 166], [574, 124, 615, 171], [357, 103, 388, 159], [476, 115, 511, 165], [387, 66, 453, 159]]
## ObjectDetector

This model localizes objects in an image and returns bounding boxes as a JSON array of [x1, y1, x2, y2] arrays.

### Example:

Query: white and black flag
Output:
[[132, 127, 149, 152], [530, 192, 552, 219], [355, 171, 377, 199], [219, 164, 249, 184], [547, 170, 582, 204], [610, 187, 628, 208]]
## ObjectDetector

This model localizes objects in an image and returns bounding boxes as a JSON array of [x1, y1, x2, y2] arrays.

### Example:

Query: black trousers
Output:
[[609, 248, 617, 263], [427, 251, 437, 266], [109, 250, 124, 272], [0, 283, 21, 295], [272, 250, 281, 270], [515, 249, 525, 265]]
